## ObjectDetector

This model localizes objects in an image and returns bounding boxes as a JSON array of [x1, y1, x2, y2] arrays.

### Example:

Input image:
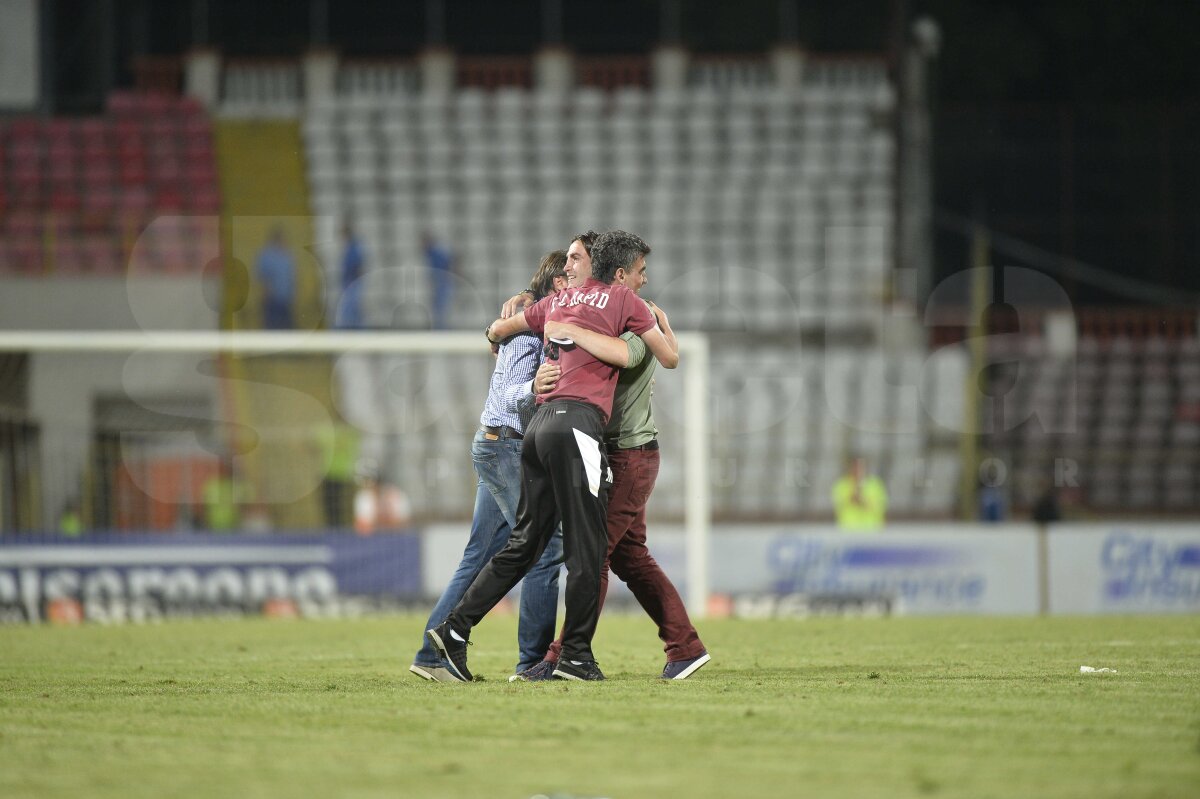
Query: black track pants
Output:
[[449, 400, 610, 662]]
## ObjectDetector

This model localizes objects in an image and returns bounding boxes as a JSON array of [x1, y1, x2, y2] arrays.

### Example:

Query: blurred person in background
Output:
[[978, 460, 1008, 522], [409, 250, 569, 682], [255, 226, 296, 330], [1031, 476, 1062, 524], [353, 459, 412, 535], [422, 231, 455, 330], [317, 418, 360, 528], [203, 459, 246, 533], [337, 220, 366, 330], [58, 499, 83, 538], [832, 454, 888, 532]]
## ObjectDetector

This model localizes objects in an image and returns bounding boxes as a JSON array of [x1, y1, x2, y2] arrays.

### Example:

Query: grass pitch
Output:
[[1, 614, 1197, 799]]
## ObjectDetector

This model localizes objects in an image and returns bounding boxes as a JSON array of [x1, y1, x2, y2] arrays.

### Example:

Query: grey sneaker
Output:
[[409, 663, 455, 682], [425, 621, 473, 682], [508, 660, 559, 682], [552, 659, 606, 681], [661, 651, 711, 680]]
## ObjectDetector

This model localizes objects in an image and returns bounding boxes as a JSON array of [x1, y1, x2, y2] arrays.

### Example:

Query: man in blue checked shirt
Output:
[[410, 250, 569, 681]]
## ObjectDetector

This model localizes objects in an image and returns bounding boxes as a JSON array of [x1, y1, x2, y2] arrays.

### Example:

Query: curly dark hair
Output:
[[590, 230, 651, 285], [529, 249, 568, 300]]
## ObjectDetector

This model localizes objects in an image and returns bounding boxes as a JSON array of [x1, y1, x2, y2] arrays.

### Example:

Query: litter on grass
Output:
[[1079, 666, 1118, 674]]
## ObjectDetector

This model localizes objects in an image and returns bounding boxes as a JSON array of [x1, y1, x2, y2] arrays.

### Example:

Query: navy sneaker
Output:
[[508, 660, 559, 682], [552, 659, 606, 681], [425, 621, 473, 682], [661, 651, 711, 680]]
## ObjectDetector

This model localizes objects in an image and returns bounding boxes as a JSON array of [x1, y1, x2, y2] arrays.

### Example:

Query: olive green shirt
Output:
[[605, 331, 657, 448]]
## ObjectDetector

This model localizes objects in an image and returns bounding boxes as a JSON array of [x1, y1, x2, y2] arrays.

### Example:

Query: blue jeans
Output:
[[415, 429, 563, 672]]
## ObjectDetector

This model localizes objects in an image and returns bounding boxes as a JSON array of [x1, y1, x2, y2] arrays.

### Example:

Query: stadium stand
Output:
[[985, 326, 1200, 514], [300, 63, 896, 332], [290, 58, 965, 521], [0, 91, 220, 276], [12, 52, 1192, 529]]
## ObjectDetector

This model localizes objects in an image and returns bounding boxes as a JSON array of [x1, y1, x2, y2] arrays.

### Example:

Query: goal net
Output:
[[0, 330, 712, 617]]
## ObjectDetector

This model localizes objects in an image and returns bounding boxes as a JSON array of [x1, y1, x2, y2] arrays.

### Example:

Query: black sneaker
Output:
[[552, 659, 606, 681], [425, 621, 473, 682]]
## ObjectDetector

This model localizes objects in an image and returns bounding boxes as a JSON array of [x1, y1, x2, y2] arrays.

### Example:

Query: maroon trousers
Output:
[[545, 446, 706, 664]]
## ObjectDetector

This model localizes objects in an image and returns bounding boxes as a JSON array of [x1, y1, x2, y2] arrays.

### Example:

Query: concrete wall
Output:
[[0, 276, 220, 332]]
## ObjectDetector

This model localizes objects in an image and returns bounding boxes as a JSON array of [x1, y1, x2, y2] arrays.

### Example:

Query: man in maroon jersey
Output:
[[427, 230, 678, 682]]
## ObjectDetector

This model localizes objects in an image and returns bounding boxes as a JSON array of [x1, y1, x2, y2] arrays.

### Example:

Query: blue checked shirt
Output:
[[479, 331, 542, 433]]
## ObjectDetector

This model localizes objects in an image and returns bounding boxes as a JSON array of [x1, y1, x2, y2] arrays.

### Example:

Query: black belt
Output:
[[480, 425, 523, 441], [608, 438, 659, 451]]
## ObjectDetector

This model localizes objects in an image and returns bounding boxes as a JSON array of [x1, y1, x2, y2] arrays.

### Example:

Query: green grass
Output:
[[1, 614, 1198, 799]]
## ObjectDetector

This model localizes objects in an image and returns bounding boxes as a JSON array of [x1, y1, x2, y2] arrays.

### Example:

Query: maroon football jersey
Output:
[[523, 277, 657, 423]]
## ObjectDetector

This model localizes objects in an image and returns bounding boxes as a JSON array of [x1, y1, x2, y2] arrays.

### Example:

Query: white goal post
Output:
[[0, 330, 712, 618]]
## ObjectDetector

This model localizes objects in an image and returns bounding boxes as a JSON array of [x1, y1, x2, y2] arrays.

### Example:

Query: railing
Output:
[[338, 59, 421, 96], [928, 307, 1198, 346], [455, 56, 533, 89], [687, 54, 772, 89], [132, 56, 183, 96], [221, 58, 303, 105], [576, 56, 650, 89]]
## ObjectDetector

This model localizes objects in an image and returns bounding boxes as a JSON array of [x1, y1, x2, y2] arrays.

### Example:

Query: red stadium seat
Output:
[[52, 239, 88, 274], [50, 191, 81, 213], [156, 243, 192, 273], [8, 238, 44, 274], [184, 163, 217, 187], [5, 210, 41, 238], [9, 118, 40, 141], [9, 140, 41, 164], [2, 100, 220, 283], [107, 91, 139, 117], [78, 118, 107, 140], [46, 211, 80, 240], [82, 163, 116, 187], [45, 119, 74, 147], [47, 141, 76, 165], [83, 237, 123, 274], [119, 163, 148, 186], [156, 189, 185, 211], [189, 189, 220, 213]]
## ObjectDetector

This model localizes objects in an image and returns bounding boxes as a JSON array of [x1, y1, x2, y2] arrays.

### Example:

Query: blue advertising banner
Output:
[[0, 533, 422, 623], [1047, 524, 1200, 613]]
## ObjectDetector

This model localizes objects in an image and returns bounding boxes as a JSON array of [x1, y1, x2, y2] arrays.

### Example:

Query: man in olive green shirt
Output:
[[520, 253, 710, 681]]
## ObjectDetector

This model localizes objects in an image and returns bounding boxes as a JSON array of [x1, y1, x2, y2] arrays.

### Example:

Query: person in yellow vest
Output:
[[58, 500, 83, 537], [832, 455, 888, 532], [202, 460, 247, 533], [317, 421, 360, 529]]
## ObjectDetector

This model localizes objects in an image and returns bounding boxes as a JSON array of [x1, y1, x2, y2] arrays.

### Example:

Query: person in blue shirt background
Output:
[[978, 460, 1008, 522], [337, 220, 366, 330], [255, 226, 296, 330], [422, 231, 455, 330]]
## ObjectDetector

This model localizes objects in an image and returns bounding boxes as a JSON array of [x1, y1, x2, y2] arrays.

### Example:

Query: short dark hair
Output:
[[590, 230, 651, 284], [571, 230, 600, 255], [529, 249, 568, 300]]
